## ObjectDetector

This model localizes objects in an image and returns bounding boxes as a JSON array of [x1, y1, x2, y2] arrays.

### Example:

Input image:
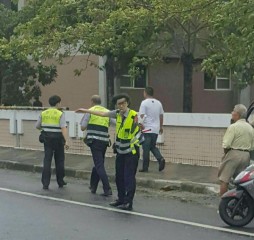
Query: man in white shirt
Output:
[[138, 87, 165, 172]]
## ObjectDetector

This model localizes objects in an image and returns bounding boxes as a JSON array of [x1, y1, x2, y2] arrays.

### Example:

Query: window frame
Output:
[[204, 71, 231, 91], [120, 65, 148, 89], [215, 76, 231, 91]]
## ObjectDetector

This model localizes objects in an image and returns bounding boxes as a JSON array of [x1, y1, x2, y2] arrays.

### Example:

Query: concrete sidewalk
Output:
[[0, 147, 219, 194]]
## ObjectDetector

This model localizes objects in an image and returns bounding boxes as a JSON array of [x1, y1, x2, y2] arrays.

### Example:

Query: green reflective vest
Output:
[[87, 105, 110, 143], [115, 109, 144, 154]]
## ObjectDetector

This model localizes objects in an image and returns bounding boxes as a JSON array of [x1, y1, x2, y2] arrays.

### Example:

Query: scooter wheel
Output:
[[219, 194, 254, 227]]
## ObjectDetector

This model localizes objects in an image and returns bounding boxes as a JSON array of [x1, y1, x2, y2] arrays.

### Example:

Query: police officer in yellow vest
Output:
[[76, 93, 144, 210], [36, 95, 69, 190], [80, 95, 113, 196]]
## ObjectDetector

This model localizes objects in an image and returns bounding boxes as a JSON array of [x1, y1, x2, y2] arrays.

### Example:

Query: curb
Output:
[[0, 160, 219, 195]]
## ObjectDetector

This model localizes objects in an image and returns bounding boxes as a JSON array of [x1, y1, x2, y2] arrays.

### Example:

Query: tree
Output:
[[7, 0, 223, 111], [8, 0, 155, 107], [203, 0, 254, 94], [134, 0, 220, 112], [0, 2, 57, 106]]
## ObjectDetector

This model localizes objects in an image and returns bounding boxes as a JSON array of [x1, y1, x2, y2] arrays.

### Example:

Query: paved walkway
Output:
[[0, 147, 220, 194]]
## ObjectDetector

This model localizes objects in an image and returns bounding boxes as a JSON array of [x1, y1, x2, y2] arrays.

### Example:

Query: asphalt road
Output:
[[0, 169, 253, 240]]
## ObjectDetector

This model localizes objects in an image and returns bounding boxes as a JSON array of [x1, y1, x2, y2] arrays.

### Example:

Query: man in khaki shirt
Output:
[[218, 104, 254, 196]]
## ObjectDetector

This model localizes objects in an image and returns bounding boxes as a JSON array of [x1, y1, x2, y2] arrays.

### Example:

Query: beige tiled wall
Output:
[[4, 120, 225, 167], [21, 120, 43, 150], [0, 120, 16, 147]]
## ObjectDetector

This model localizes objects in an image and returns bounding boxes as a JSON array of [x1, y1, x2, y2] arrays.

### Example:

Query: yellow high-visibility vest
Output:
[[41, 108, 62, 133], [86, 105, 110, 143], [115, 109, 144, 154]]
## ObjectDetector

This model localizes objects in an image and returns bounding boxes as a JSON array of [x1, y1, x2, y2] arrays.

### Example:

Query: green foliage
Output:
[[203, 0, 254, 89], [0, 4, 17, 39], [0, 57, 57, 106], [0, 2, 57, 106], [7, 0, 252, 109], [11, 0, 154, 59], [128, 56, 151, 82]]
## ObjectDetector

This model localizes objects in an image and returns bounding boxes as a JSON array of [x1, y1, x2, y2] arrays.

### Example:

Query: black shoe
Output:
[[139, 169, 148, 173], [109, 200, 123, 207], [118, 203, 133, 211], [159, 158, 165, 171], [59, 181, 67, 188], [89, 186, 97, 194], [43, 185, 49, 190], [100, 189, 112, 197]]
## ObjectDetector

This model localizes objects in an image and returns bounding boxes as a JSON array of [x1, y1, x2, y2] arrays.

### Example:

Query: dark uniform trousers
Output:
[[90, 139, 111, 192], [42, 137, 65, 187], [115, 148, 139, 204]]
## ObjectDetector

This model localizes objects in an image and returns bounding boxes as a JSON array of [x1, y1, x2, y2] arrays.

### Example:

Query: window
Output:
[[120, 65, 147, 89], [204, 72, 231, 90]]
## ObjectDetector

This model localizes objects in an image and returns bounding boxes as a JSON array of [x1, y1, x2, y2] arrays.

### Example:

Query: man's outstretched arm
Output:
[[75, 108, 110, 117]]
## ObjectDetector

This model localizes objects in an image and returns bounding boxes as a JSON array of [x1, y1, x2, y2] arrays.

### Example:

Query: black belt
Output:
[[231, 148, 250, 152]]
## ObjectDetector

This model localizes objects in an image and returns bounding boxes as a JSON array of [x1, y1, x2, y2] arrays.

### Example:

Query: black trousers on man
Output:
[[42, 137, 65, 188], [90, 139, 111, 193], [115, 149, 139, 205]]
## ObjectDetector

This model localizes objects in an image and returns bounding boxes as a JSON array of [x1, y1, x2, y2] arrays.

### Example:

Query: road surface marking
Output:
[[0, 187, 253, 237]]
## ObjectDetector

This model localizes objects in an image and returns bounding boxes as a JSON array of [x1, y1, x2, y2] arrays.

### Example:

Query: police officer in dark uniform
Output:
[[76, 93, 144, 210], [80, 95, 113, 196], [36, 95, 69, 189]]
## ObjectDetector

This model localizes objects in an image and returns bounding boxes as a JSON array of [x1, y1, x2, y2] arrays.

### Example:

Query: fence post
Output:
[[14, 110, 20, 148]]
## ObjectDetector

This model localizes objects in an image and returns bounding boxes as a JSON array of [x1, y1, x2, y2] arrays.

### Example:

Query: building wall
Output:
[[122, 60, 184, 112], [40, 55, 99, 111], [124, 60, 234, 113], [192, 64, 234, 113], [39, 56, 236, 113], [149, 61, 184, 113], [120, 88, 144, 112]]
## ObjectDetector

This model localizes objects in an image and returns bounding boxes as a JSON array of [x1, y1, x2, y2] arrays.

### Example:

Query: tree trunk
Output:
[[181, 53, 194, 113], [105, 55, 115, 109]]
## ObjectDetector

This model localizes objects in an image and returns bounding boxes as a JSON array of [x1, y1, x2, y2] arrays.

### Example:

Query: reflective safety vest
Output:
[[86, 105, 110, 143], [41, 108, 63, 134], [115, 109, 144, 155]]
